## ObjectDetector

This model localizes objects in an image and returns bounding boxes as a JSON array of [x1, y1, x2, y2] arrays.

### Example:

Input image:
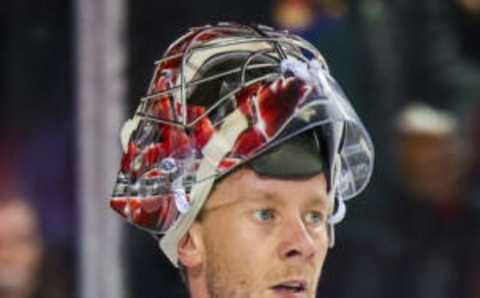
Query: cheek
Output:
[[315, 242, 328, 267], [314, 225, 329, 250], [313, 227, 329, 274], [203, 217, 274, 283], [318, 225, 330, 248]]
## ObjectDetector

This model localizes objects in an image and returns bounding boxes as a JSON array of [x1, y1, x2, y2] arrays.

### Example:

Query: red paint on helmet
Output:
[[192, 117, 215, 150], [152, 97, 175, 121], [236, 83, 262, 118], [233, 127, 267, 157], [121, 143, 139, 174], [218, 158, 241, 171], [110, 197, 127, 218], [144, 144, 166, 168], [258, 78, 307, 137], [160, 126, 191, 158]]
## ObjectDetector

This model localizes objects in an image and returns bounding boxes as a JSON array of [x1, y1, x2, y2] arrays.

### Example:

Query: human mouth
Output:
[[270, 280, 308, 297]]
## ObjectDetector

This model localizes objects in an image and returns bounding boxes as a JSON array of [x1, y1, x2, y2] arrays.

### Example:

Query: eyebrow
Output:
[[304, 195, 330, 211], [240, 190, 329, 210]]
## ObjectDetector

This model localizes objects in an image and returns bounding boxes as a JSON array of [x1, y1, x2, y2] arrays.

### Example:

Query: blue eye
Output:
[[305, 211, 324, 225], [254, 209, 275, 222]]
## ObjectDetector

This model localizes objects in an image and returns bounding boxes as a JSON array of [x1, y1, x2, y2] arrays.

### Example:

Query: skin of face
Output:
[[0, 199, 43, 298], [178, 167, 331, 298]]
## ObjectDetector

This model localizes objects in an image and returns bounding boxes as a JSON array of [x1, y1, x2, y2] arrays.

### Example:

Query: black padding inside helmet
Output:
[[249, 129, 325, 179], [188, 51, 278, 109]]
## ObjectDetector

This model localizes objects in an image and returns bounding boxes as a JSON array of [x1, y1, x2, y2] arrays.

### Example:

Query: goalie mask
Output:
[[110, 23, 374, 266]]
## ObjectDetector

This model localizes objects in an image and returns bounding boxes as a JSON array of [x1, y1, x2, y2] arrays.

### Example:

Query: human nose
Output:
[[277, 216, 316, 262]]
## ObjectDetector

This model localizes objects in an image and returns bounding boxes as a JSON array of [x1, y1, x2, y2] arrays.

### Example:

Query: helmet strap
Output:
[[159, 109, 248, 267]]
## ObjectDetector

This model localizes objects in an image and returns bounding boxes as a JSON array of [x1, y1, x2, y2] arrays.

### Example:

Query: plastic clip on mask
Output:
[[110, 23, 374, 266]]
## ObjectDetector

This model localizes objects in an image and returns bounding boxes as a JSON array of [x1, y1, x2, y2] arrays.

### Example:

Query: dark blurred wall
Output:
[[388, 0, 480, 113], [2, 0, 73, 133], [1, 0, 76, 297]]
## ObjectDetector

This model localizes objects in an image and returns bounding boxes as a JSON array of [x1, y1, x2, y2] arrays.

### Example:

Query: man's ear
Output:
[[177, 222, 204, 268]]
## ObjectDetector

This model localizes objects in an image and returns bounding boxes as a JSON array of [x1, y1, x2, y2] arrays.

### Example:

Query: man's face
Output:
[[194, 167, 330, 298]]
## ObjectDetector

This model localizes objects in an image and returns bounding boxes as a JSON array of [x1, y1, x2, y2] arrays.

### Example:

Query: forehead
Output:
[[204, 167, 330, 211]]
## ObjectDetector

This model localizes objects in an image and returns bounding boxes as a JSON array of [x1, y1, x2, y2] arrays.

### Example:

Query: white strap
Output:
[[160, 109, 248, 266]]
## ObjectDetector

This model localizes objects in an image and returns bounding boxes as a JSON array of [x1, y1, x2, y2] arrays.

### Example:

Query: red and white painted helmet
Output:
[[110, 23, 374, 266]]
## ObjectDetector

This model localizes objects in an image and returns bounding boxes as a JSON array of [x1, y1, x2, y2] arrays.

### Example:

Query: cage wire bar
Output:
[[75, 0, 126, 297]]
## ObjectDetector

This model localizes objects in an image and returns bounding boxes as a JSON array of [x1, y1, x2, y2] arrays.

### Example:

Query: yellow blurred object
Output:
[[273, 0, 314, 29], [396, 133, 466, 201], [394, 103, 468, 201]]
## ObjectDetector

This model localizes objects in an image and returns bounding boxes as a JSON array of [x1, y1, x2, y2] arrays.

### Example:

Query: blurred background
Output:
[[1, 0, 479, 297]]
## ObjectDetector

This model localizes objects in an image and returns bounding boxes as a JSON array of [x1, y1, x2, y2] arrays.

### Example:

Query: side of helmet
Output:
[[110, 22, 374, 266]]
